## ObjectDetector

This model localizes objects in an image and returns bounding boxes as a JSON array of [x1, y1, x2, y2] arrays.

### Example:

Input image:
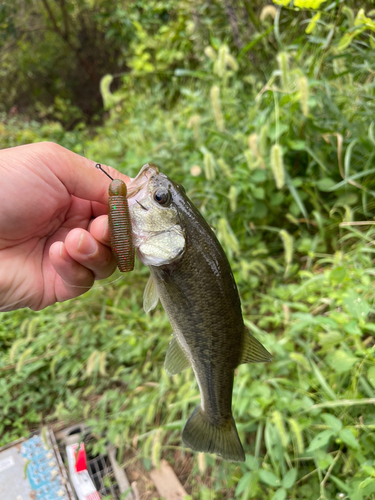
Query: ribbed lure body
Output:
[[108, 179, 135, 272]]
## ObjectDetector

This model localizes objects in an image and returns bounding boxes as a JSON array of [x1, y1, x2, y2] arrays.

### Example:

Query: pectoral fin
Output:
[[165, 336, 191, 376], [239, 328, 272, 364], [143, 275, 159, 313]]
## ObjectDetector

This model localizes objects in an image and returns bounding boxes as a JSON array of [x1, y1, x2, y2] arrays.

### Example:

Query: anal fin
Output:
[[240, 328, 272, 364], [165, 336, 191, 376]]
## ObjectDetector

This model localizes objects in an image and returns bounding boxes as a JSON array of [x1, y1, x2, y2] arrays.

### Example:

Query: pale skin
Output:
[[0, 142, 130, 312]]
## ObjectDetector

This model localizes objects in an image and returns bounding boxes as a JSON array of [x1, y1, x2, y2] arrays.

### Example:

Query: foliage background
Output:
[[1, 1, 375, 499]]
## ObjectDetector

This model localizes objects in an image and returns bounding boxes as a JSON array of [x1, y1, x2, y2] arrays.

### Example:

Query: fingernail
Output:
[[59, 242, 63, 257], [77, 232, 97, 255]]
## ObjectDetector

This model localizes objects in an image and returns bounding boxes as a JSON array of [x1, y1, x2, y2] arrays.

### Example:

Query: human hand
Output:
[[0, 142, 129, 311]]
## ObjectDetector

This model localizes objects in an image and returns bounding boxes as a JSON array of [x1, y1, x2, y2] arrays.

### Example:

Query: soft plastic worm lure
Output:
[[96, 164, 135, 272]]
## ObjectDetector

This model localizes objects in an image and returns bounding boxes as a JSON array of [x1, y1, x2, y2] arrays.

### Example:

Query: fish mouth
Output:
[[127, 163, 159, 205]]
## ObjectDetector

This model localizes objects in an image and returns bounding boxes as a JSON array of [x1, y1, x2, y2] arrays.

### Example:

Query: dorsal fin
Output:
[[239, 328, 272, 364]]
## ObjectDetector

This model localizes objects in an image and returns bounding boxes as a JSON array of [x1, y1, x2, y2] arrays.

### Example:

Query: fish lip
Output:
[[127, 163, 159, 201]]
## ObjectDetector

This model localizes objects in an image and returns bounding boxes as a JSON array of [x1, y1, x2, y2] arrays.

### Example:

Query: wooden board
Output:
[[150, 460, 187, 500]]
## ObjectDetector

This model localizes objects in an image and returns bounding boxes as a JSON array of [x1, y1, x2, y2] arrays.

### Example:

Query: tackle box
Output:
[[0, 425, 133, 500]]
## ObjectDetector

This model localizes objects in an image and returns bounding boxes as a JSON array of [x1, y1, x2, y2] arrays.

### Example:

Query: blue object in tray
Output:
[[20, 434, 68, 500]]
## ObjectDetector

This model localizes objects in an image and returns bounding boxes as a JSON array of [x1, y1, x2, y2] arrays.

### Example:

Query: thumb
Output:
[[34, 142, 130, 205]]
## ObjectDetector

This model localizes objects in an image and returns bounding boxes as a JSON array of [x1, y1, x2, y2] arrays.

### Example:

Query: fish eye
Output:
[[153, 188, 171, 206]]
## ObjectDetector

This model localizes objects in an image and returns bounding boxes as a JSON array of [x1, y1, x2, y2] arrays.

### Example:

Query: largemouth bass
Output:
[[127, 164, 271, 462]]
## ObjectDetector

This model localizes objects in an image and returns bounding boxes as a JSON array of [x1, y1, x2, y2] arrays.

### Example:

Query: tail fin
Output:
[[182, 405, 245, 462]]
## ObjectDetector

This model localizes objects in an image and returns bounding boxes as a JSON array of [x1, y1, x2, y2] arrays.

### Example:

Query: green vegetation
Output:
[[1, 1, 375, 498]]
